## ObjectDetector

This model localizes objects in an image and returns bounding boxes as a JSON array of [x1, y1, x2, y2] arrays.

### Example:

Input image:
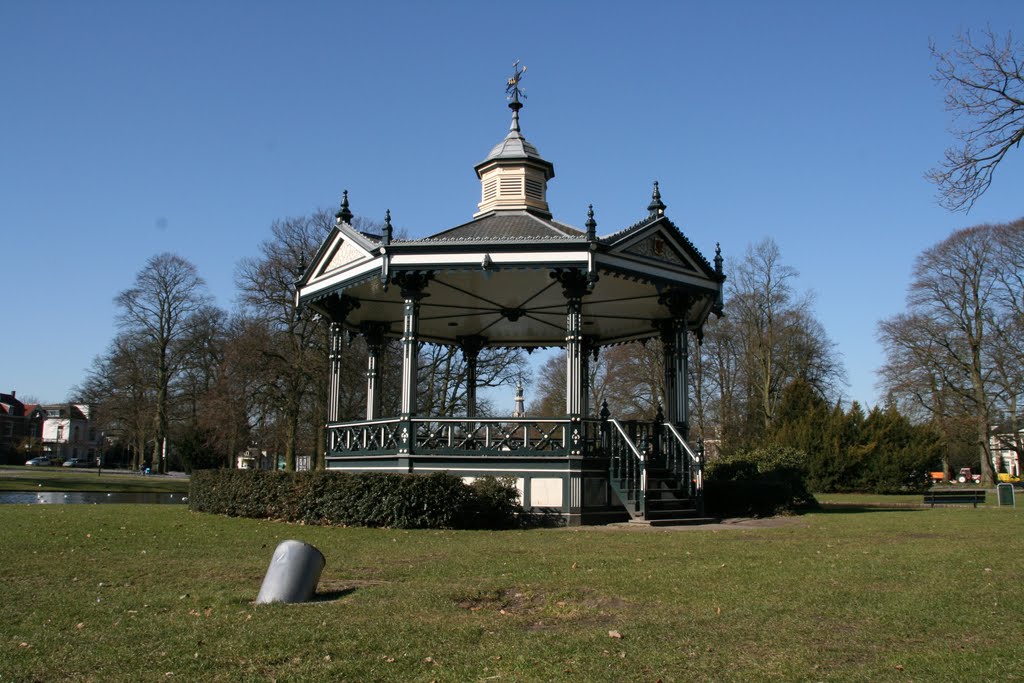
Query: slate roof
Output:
[[476, 114, 555, 178], [411, 210, 584, 243]]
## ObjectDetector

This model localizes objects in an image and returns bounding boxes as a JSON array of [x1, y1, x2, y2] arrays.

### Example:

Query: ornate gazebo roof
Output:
[[296, 67, 724, 350]]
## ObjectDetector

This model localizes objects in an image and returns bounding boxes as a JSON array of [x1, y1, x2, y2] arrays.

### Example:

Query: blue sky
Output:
[[2, 0, 1022, 408]]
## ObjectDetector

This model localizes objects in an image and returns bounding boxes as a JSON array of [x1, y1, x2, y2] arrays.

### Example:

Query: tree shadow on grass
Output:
[[814, 503, 925, 514]]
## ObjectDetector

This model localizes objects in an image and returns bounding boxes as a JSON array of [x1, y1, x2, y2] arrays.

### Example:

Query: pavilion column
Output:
[[392, 273, 430, 419], [555, 270, 591, 456], [458, 335, 486, 419], [361, 322, 388, 420], [320, 294, 360, 423], [658, 290, 692, 438], [581, 336, 598, 420]]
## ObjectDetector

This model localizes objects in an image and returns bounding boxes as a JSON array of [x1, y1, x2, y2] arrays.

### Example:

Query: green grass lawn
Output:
[[1, 503, 1021, 682], [815, 489, 1002, 507], [0, 465, 190, 494]]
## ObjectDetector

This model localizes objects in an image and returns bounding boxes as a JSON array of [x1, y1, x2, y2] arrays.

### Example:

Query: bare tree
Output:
[[602, 341, 663, 420], [114, 253, 212, 473], [878, 219, 1024, 485], [417, 344, 528, 417], [75, 331, 158, 470], [928, 29, 1024, 212], [727, 239, 844, 438], [236, 212, 332, 471]]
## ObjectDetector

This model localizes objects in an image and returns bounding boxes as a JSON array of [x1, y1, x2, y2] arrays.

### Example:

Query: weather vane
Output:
[[506, 60, 527, 106]]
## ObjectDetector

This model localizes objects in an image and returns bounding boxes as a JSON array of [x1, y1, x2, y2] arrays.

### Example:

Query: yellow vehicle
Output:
[[997, 472, 1021, 484]]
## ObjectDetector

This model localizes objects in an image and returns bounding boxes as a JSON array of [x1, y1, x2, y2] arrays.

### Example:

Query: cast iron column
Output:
[[458, 335, 486, 419], [581, 336, 598, 420], [391, 273, 430, 420], [360, 322, 388, 420], [555, 270, 591, 455], [658, 290, 692, 438], [320, 294, 360, 423]]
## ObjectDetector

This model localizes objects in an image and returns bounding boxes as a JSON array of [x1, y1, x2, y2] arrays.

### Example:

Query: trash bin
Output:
[[255, 540, 326, 604]]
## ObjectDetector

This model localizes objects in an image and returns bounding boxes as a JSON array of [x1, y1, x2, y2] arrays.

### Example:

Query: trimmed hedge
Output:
[[705, 446, 819, 518], [188, 469, 522, 530]]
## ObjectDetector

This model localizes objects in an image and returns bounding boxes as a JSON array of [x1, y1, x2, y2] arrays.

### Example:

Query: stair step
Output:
[[640, 516, 720, 527], [645, 508, 698, 520]]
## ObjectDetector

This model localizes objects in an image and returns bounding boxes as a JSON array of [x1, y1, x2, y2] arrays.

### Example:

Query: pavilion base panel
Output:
[[324, 455, 628, 526]]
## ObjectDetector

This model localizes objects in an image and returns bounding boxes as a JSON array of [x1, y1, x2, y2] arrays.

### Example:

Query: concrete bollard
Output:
[[255, 540, 326, 604]]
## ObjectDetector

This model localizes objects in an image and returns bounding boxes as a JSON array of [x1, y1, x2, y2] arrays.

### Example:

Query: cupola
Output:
[[473, 63, 555, 217]]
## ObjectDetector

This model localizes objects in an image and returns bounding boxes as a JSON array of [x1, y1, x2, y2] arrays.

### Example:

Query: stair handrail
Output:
[[608, 418, 646, 463], [662, 422, 704, 514], [607, 417, 647, 518]]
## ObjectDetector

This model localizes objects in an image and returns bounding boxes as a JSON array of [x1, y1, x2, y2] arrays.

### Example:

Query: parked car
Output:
[[62, 458, 87, 468], [25, 456, 51, 466]]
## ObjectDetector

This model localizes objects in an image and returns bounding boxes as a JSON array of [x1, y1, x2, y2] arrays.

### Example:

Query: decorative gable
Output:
[[313, 227, 376, 279], [608, 221, 710, 276], [623, 233, 690, 269]]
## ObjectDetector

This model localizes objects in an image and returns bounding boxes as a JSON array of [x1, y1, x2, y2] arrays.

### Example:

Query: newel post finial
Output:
[[336, 189, 353, 225], [585, 204, 597, 241], [648, 180, 667, 217], [382, 209, 393, 246]]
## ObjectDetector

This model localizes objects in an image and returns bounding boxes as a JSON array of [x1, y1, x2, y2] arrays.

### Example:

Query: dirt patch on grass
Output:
[[452, 586, 629, 631]]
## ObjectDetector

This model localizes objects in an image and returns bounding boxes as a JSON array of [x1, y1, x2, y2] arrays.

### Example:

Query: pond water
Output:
[[0, 492, 187, 505]]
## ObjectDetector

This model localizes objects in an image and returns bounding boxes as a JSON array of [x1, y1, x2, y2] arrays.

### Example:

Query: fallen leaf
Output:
[[76, 622, 85, 629], [608, 630, 622, 639]]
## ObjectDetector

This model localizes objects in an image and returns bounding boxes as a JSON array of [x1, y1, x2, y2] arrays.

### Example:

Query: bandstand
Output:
[[296, 69, 725, 525]]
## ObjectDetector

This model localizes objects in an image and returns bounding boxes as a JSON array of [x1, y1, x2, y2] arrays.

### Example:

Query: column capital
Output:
[[391, 271, 432, 300], [318, 293, 361, 323], [457, 334, 488, 359], [359, 321, 389, 350], [551, 269, 591, 300], [657, 288, 694, 319]]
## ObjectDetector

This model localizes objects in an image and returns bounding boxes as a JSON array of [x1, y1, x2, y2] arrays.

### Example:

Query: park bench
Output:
[[922, 490, 987, 508]]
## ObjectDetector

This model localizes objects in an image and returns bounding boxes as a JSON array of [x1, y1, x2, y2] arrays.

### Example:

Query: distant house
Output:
[[989, 425, 1022, 478], [41, 404, 100, 463], [0, 390, 44, 464]]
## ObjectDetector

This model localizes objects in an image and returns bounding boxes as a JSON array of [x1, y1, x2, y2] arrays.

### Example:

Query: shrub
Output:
[[705, 445, 818, 518], [189, 469, 523, 530]]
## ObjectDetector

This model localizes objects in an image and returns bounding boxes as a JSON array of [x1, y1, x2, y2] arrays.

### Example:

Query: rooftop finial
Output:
[[714, 242, 723, 274], [506, 61, 527, 133], [336, 189, 353, 225], [647, 180, 666, 217], [382, 209, 393, 246], [585, 204, 597, 241]]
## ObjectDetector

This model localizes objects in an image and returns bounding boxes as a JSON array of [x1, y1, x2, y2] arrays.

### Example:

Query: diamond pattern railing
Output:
[[326, 417, 581, 457]]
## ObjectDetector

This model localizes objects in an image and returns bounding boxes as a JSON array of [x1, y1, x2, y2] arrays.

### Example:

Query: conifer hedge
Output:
[[189, 470, 521, 529]]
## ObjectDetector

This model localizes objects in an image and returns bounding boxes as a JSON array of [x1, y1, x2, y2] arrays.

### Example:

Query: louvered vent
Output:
[[482, 178, 498, 201], [499, 177, 523, 196], [525, 178, 543, 200]]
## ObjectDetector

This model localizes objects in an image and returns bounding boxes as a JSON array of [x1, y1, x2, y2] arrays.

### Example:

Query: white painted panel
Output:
[[530, 477, 563, 508]]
